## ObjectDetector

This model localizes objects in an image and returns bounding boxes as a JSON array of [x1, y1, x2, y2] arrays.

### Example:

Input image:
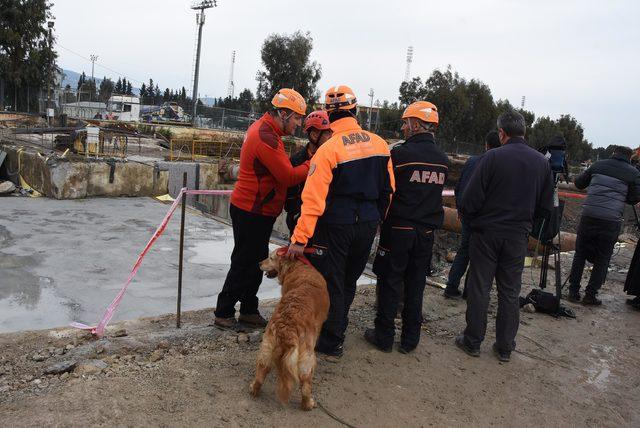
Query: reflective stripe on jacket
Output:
[[388, 133, 449, 229]]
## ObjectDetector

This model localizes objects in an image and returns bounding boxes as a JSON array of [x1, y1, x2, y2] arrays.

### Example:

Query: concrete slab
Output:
[[0, 197, 288, 333]]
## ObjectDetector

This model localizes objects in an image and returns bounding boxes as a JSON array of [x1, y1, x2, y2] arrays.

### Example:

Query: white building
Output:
[[61, 101, 106, 119], [107, 95, 140, 122]]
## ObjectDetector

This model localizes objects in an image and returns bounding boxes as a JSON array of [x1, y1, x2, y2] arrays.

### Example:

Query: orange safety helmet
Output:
[[402, 101, 439, 125], [324, 85, 357, 111], [304, 110, 331, 132], [271, 88, 307, 116]]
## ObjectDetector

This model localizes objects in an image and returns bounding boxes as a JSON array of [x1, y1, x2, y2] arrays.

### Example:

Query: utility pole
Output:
[[46, 21, 54, 126], [367, 88, 374, 131], [227, 50, 236, 99], [190, 0, 217, 126], [404, 46, 414, 82], [90, 55, 98, 101]]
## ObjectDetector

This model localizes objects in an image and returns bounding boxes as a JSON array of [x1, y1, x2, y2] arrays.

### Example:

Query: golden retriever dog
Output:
[[249, 248, 329, 410]]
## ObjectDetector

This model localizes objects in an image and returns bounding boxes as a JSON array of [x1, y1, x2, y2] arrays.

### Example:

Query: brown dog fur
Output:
[[249, 250, 329, 410]]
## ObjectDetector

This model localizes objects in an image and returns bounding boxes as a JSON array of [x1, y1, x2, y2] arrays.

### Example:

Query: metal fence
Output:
[[168, 133, 299, 162]]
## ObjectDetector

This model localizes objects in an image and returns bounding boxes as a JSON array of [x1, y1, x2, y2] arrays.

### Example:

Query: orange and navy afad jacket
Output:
[[292, 117, 395, 245], [230, 113, 309, 217]]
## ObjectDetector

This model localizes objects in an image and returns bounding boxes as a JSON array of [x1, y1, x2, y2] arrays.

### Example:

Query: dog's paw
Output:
[[301, 397, 316, 411], [249, 381, 261, 397]]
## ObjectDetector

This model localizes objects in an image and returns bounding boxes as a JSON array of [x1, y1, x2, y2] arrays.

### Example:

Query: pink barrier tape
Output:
[[184, 189, 233, 196], [71, 187, 188, 336], [68, 186, 495, 337], [558, 191, 586, 200], [71, 188, 237, 336]]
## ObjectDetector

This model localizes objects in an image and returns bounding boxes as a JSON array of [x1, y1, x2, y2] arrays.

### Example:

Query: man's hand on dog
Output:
[[286, 243, 305, 259]]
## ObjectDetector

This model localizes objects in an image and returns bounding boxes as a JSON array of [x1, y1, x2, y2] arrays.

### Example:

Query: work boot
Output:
[[492, 343, 511, 363], [238, 313, 268, 328], [214, 316, 237, 330], [626, 297, 640, 310], [582, 294, 602, 306], [455, 334, 480, 357], [397, 344, 415, 354], [566, 290, 581, 303], [443, 287, 463, 300], [315, 342, 344, 359], [364, 328, 392, 353]]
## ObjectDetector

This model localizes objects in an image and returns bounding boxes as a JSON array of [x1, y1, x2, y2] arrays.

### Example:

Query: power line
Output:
[[57, 43, 145, 85]]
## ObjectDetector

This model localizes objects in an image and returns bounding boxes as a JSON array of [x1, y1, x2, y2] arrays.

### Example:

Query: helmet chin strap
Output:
[[410, 117, 431, 134], [310, 129, 326, 146], [280, 110, 295, 131]]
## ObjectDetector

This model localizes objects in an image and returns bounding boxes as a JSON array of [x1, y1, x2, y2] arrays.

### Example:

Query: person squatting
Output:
[[215, 84, 638, 362]]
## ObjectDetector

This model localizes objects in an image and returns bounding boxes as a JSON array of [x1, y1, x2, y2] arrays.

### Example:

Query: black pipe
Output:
[[177, 172, 187, 328]]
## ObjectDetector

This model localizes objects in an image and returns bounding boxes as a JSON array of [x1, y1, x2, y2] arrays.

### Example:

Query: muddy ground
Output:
[[1, 237, 639, 427]]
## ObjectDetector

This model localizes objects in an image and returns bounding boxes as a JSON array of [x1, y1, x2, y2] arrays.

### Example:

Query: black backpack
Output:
[[520, 289, 576, 318]]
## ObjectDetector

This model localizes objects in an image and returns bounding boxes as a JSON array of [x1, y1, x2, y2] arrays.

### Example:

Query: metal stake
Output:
[[177, 172, 187, 328]]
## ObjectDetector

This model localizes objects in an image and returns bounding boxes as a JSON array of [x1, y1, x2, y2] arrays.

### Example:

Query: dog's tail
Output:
[[275, 333, 299, 404]]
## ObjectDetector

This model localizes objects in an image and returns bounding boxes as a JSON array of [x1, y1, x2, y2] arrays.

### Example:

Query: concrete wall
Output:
[[1, 144, 168, 199]]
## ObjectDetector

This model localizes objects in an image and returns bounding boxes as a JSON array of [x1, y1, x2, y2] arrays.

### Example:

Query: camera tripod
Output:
[[537, 180, 564, 317]]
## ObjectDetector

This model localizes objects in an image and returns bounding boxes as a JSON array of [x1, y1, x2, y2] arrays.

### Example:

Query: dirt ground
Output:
[[1, 241, 639, 427]]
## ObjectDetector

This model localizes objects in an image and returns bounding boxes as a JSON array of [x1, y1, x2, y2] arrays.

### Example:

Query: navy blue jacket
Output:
[[455, 155, 481, 208], [459, 137, 554, 236], [284, 145, 309, 223], [387, 133, 449, 229]]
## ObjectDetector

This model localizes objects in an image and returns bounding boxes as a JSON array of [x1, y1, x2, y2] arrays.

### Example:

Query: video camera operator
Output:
[[568, 145, 640, 306]]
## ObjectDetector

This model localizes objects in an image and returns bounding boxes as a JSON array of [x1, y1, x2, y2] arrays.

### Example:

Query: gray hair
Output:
[[497, 110, 526, 137]]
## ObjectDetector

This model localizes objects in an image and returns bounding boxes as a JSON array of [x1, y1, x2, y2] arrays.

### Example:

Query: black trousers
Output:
[[463, 231, 528, 352], [569, 215, 620, 296], [624, 242, 640, 296], [373, 224, 433, 350], [214, 204, 276, 318], [308, 221, 378, 351]]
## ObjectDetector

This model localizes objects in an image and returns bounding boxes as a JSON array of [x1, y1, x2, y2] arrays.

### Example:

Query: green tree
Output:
[[256, 31, 322, 112], [527, 114, 593, 162], [77, 72, 86, 91], [399, 66, 494, 146], [125, 80, 132, 95], [180, 87, 187, 105], [98, 76, 114, 102], [495, 99, 535, 129], [218, 88, 255, 111], [78, 78, 96, 102], [0, 0, 57, 110], [377, 100, 403, 138]]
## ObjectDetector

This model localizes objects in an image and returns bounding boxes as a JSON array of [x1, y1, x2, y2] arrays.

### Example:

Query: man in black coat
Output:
[[625, 237, 640, 309], [568, 146, 640, 305], [444, 130, 501, 299], [364, 101, 449, 354], [455, 110, 554, 362]]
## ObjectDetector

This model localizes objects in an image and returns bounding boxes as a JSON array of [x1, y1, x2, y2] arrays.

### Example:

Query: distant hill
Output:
[[201, 97, 217, 106], [61, 68, 139, 95]]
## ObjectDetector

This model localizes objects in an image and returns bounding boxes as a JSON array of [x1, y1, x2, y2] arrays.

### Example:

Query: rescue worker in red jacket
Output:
[[284, 110, 332, 235], [364, 101, 449, 353], [214, 88, 309, 329], [287, 85, 395, 358]]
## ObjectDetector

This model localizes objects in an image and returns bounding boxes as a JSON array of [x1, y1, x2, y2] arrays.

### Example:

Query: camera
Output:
[[540, 135, 569, 180]]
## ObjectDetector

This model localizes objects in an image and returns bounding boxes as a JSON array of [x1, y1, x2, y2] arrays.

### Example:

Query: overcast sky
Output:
[[52, 0, 639, 147]]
